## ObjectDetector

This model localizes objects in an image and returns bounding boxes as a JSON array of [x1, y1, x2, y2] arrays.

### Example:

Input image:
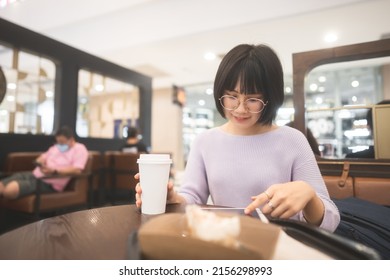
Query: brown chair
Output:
[[88, 150, 104, 207], [0, 151, 95, 220], [104, 151, 139, 205], [1, 151, 43, 176]]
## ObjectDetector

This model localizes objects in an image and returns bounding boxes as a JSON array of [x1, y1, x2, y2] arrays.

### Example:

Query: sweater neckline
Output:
[[216, 125, 281, 137]]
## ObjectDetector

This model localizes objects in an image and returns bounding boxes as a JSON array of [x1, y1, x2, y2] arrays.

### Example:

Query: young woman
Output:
[[135, 44, 340, 232]]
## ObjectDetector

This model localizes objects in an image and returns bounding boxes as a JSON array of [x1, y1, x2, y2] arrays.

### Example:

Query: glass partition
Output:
[[0, 42, 55, 134], [76, 69, 139, 139]]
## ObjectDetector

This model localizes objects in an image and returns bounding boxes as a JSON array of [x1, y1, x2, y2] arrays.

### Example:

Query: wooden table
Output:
[[0, 204, 186, 259], [0, 203, 379, 260]]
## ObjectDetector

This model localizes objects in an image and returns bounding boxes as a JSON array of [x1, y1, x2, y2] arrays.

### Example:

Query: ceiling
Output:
[[1, 0, 390, 90]]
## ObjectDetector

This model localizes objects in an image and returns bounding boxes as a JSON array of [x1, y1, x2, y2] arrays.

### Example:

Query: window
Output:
[[0, 42, 55, 134], [76, 69, 139, 138]]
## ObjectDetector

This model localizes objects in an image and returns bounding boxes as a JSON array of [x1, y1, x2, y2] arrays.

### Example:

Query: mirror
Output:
[[292, 38, 390, 160], [305, 58, 390, 159]]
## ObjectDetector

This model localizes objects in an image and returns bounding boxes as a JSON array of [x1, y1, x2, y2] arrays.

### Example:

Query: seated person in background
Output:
[[122, 126, 148, 154], [0, 126, 89, 200], [346, 99, 390, 159]]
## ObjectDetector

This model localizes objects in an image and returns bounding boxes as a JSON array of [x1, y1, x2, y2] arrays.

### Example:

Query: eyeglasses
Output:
[[219, 95, 267, 113]]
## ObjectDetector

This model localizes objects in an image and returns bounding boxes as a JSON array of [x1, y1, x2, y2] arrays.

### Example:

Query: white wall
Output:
[[151, 87, 184, 170]]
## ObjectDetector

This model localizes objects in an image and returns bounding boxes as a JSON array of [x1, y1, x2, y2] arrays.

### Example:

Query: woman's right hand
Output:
[[134, 173, 183, 209], [134, 173, 142, 208]]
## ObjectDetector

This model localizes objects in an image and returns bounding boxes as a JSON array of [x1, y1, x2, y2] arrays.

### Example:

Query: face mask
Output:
[[57, 144, 70, 153]]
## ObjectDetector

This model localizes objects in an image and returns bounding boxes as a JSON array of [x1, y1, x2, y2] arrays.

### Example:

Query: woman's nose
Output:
[[235, 99, 248, 113]]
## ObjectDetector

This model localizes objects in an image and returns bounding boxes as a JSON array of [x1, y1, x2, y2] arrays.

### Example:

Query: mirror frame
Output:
[[292, 38, 390, 139]]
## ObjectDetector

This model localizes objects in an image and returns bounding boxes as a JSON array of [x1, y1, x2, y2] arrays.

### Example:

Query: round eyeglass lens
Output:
[[220, 95, 265, 113]]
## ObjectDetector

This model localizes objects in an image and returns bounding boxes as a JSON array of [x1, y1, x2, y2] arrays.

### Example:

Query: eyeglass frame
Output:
[[218, 94, 268, 113]]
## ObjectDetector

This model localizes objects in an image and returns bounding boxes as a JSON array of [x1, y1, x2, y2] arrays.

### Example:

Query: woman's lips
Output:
[[233, 115, 249, 122]]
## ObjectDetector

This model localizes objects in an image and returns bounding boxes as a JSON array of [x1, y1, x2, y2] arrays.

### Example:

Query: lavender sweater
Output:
[[178, 126, 340, 232]]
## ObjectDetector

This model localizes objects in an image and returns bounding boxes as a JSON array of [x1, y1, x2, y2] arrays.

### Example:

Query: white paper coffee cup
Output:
[[137, 154, 172, 215]]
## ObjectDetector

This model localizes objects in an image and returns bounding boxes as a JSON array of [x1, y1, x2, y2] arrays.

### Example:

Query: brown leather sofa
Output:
[[0, 151, 97, 219], [320, 160, 390, 206], [1, 151, 43, 175], [103, 151, 139, 204]]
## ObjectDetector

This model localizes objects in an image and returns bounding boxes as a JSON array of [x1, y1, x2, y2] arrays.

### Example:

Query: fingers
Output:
[[260, 189, 280, 215], [247, 183, 313, 219], [167, 181, 178, 204], [259, 189, 299, 218], [135, 183, 142, 208], [135, 178, 173, 208], [245, 189, 281, 216], [244, 191, 270, 214], [134, 173, 141, 208], [167, 180, 174, 190]]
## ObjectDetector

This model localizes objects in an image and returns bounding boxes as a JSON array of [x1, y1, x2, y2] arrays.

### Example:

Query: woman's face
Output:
[[221, 84, 265, 134]]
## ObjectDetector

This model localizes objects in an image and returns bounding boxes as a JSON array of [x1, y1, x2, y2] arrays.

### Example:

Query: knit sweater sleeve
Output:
[[178, 132, 210, 204]]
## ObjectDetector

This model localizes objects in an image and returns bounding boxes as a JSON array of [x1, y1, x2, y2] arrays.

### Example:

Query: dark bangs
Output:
[[220, 47, 271, 98], [235, 58, 267, 95]]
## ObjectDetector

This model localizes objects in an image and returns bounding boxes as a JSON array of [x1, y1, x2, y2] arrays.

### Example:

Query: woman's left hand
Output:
[[244, 181, 316, 219]]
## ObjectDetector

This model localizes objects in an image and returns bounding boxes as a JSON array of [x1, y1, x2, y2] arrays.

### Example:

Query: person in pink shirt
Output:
[[0, 126, 89, 199]]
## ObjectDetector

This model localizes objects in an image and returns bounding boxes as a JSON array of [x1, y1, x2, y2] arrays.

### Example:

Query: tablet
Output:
[[200, 207, 269, 223]]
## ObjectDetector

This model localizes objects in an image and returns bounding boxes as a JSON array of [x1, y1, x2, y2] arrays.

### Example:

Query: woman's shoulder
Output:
[[277, 125, 306, 138], [278, 125, 318, 155], [271, 125, 311, 147], [191, 127, 223, 146]]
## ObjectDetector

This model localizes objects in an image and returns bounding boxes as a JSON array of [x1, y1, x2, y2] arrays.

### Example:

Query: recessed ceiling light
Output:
[[45, 90, 54, 97], [324, 32, 338, 43], [310, 83, 318, 91], [7, 83, 16, 89], [204, 52, 216, 60], [95, 84, 104, 91], [351, 80, 359, 88], [6, 95, 15, 101], [318, 76, 327, 82], [315, 97, 323, 104], [205, 88, 213, 95]]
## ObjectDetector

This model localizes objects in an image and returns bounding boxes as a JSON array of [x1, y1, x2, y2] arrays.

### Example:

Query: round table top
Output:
[[0, 203, 186, 260], [0, 203, 377, 260]]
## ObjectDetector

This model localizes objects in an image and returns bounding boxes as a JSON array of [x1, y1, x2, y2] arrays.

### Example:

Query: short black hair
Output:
[[55, 126, 74, 139], [126, 126, 139, 139], [214, 44, 284, 125]]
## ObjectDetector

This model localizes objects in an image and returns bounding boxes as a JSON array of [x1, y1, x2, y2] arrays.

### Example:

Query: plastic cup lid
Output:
[[137, 154, 172, 164]]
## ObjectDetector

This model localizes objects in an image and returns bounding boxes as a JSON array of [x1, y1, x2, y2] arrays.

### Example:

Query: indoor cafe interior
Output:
[[0, 0, 389, 260]]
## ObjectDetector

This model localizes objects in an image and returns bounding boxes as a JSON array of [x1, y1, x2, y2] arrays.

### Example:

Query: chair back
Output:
[[0, 151, 96, 218], [3, 151, 43, 173]]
